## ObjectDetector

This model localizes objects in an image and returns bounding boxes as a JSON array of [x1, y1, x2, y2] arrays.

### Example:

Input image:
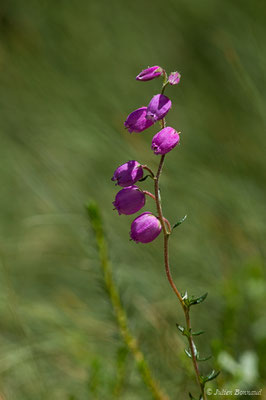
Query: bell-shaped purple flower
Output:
[[146, 94, 172, 122], [111, 160, 143, 187], [124, 107, 154, 133], [169, 72, 181, 85], [113, 185, 145, 215], [136, 66, 163, 81], [151, 127, 180, 155], [130, 212, 162, 243]]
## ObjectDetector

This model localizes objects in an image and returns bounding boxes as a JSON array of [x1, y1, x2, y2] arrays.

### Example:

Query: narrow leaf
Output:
[[196, 354, 212, 362], [176, 324, 185, 334], [184, 349, 192, 359], [189, 292, 208, 306], [182, 291, 188, 300], [201, 370, 221, 384], [176, 324, 186, 335], [173, 214, 187, 229], [176, 323, 190, 337], [192, 330, 205, 336], [139, 175, 150, 182], [206, 369, 220, 382], [191, 340, 198, 356]]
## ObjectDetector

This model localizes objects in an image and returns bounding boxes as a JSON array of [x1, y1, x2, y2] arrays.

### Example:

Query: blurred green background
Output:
[[0, 0, 265, 399]]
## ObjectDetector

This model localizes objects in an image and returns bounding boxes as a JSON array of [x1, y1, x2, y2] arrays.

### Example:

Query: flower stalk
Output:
[[111, 65, 219, 399], [154, 159, 207, 398], [152, 86, 208, 400]]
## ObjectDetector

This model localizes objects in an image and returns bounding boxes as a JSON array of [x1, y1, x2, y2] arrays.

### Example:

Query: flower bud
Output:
[[111, 160, 143, 187], [113, 185, 145, 215], [136, 66, 163, 81], [146, 94, 172, 122], [130, 212, 162, 243], [151, 127, 180, 155], [168, 72, 181, 85], [124, 107, 154, 133]]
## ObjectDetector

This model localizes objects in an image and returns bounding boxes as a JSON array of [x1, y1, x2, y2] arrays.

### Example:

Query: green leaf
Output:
[[173, 214, 187, 229], [182, 291, 188, 300], [176, 323, 190, 337], [206, 369, 220, 382], [188, 393, 197, 400], [139, 175, 150, 182], [196, 354, 212, 362], [176, 323, 185, 334], [182, 291, 208, 308], [184, 349, 192, 359], [191, 341, 198, 356], [200, 369, 220, 384], [192, 330, 205, 336], [189, 292, 208, 306]]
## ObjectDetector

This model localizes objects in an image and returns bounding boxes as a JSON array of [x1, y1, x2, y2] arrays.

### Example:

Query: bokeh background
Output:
[[0, 1, 265, 399]]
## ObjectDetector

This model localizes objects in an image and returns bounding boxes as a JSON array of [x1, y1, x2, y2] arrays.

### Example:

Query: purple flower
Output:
[[130, 212, 162, 243], [136, 66, 163, 81], [124, 107, 154, 133], [111, 160, 143, 187], [169, 72, 181, 85], [151, 127, 180, 155], [146, 94, 172, 122], [113, 185, 145, 215]]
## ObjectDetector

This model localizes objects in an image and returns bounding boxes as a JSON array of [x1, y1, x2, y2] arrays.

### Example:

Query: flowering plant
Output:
[[111, 65, 220, 399]]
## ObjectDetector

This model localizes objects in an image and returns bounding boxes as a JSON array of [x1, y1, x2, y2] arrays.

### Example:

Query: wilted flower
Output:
[[113, 185, 145, 215], [151, 127, 180, 155], [124, 107, 154, 133], [168, 72, 181, 85], [136, 66, 163, 81], [146, 94, 172, 122], [130, 212, 162, 243]]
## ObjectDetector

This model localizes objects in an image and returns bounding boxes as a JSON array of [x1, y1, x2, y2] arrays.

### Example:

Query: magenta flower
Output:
[[146, 94, 172, 122], [169, 72, 181, 85], [113, 185, 145, 215], [130, 212, 162, 243], [136, 66, 163, 81], [151, 127, 180, 155], [124, 107, 154, 133], [112, 160, 143, 187]]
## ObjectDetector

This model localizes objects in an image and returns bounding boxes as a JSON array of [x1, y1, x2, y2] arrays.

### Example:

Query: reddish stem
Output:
[[142, 165, 155, 178], [153, 116, 206, 398], [155, 159, 206, 399], [142, 190, 156, 201]]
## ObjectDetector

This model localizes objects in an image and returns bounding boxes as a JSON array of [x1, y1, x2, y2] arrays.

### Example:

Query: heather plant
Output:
[[111, 66, 220, 399]]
